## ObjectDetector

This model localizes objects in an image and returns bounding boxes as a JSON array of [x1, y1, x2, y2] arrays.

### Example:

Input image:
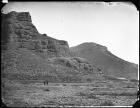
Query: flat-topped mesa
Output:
[[1, 11, 71, 57]]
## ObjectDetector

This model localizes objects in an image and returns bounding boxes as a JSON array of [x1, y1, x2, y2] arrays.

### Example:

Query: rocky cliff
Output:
[[1, 11, 100, 82], [1, 11, 71, 58]]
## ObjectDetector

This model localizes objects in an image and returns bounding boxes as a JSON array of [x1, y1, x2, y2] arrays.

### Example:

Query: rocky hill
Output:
[[1, 11, 101, 82], [70, 42, 138, 80], [1, 11, 138, 108], [1, 11, 138, 82]]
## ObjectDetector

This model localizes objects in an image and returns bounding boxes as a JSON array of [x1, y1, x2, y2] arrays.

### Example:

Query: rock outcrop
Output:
[[1, 11, 70, 58], [48, 57, 95, 74], [1, 11, 100, 82]]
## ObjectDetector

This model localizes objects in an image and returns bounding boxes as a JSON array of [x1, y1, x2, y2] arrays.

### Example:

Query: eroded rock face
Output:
[[48, 57, 95, 74], [1, 11, 101, 82], [1, 11, 71, 57]]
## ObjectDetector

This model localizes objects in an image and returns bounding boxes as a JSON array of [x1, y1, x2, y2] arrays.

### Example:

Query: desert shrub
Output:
[[84, 66, 88, 70], [63, 84, 67, 86], [65, 61, 73, 67], [107, 84, 114, 88], [130, 79, 138, 83], [97, 91, 136, 96], [118, 92, 137, 96], [86, 94, 98, 99], [100, 100, 114, 106], [10, 98, 31, 107], [77, 92, 98, 99], [47, 100, 56, 105], [86, 78, 92, 82], [43, 89, 50, 91], [125, 85, 135, 88], [77, 92, 87, 97]]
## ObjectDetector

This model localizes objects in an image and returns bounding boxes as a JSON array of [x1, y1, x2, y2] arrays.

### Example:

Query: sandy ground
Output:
[[2, 80, 138, 107]]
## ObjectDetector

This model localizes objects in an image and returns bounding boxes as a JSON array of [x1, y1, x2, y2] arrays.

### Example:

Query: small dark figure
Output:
[[97, 68, 101, 71], [43, 80, 48, 86]]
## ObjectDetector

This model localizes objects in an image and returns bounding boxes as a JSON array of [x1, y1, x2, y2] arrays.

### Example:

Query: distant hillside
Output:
[[70, 42, 138, 80]]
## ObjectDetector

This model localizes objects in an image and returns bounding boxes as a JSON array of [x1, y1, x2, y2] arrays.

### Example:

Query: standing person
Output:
[[43, 80, 48, 86]]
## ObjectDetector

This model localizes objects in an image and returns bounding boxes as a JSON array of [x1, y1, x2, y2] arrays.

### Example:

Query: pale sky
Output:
[[2, 2, 139, 64]]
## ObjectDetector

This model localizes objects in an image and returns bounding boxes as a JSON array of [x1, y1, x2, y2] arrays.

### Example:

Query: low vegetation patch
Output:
[[43, 88, 50, 91], [100, 100, 114, 106], [77, 92, 98, 99]]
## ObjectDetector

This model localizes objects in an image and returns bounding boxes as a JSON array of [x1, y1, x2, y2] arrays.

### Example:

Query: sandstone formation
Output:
[[2, 11, 71, 58], [1, 11, 99, 82]]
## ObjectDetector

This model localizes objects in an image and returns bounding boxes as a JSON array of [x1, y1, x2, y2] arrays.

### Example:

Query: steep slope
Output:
[[70, 42, 138, 80], [1, 11, 101, 82], [1, 11, 71, 58]]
